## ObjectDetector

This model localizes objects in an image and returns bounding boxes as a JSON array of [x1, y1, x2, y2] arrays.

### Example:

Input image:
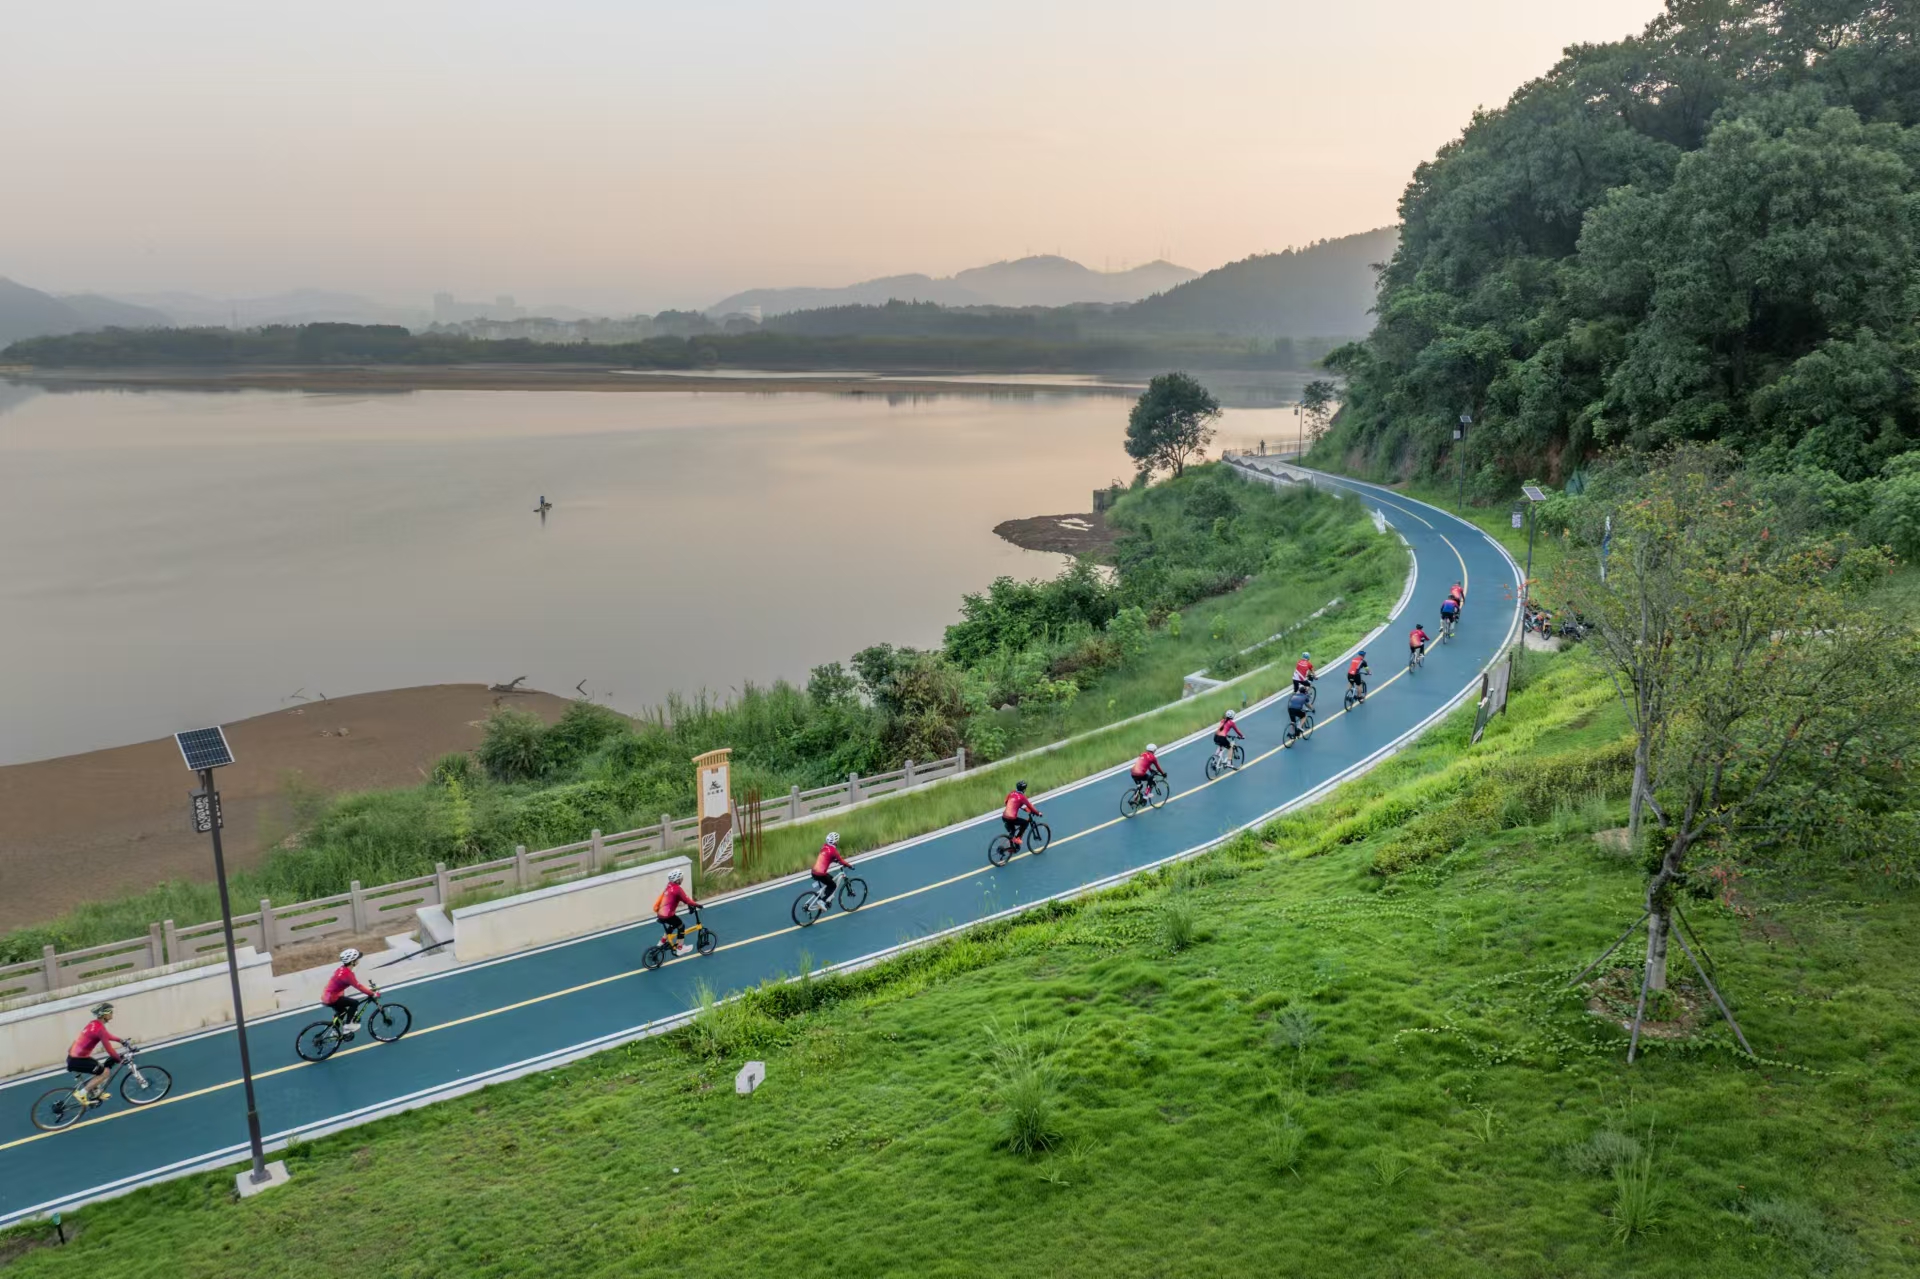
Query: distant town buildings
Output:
[[431, 292, 523, 324]]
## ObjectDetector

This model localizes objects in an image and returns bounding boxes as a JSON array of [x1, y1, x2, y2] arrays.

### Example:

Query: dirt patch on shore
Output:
[[0, 685, 572, 932], [993, 512, 1120, 558]]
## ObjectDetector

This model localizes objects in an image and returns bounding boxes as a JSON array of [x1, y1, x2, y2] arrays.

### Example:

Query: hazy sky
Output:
[[4, 1, 1666, 310]]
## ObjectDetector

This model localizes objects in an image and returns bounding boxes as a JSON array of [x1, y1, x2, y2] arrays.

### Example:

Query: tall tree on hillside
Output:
[[1555, 449, 1920, 1031], [1300, 380, 1337, 444], [1126, 373, 1221, 478]]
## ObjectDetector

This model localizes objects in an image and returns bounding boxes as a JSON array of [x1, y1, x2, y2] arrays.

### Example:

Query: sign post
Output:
[[693, 748, 735, 876], [174, 727, 288, 1199]]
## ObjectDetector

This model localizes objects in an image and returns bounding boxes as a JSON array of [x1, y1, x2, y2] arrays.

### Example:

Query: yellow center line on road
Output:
[[2, 496, 1484, 1156]]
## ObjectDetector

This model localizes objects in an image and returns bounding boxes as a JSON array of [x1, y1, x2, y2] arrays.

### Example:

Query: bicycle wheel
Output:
[[1148, 777, 1170, 809], [839, 877, 869, 911], [120, 1065, 172, 1106], [295, 1021, 342, 1062], [1027, 823, 1051, 854], [1230, 743, 1245, 769], [30, 1085, 87, 1132], [1120, 788, 1141, 819], [696, 926, 717, 955], [987, 835, 1016, 867], [367, 1003, 411, 1043], [642, 943, 666, 970], [1205, 754, 1224, 781], [1303, 710, 1317, 735], [793, 890, 825, 927], [1343, 687, 1358, 711]]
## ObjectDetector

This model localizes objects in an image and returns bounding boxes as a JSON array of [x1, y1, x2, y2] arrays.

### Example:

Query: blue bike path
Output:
[[0, 471, 1519, 1224]]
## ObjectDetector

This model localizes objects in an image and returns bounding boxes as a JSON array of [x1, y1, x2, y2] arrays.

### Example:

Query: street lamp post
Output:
[[174, 727, 289, 1199], [1455, 412, 1471, 511], [1521, 484, 1548, 603]]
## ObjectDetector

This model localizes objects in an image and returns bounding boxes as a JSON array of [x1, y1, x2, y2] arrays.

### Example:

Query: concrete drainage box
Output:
[[450, 856, 693, 963]]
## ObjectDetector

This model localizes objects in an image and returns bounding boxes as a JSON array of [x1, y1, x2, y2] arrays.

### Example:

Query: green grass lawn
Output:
[[12, 651, 1918, 1278]]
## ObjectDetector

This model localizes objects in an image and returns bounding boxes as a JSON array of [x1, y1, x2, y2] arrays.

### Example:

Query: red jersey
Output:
[[321, 965, 373, 1004], [1002, 792, 1040, 820], [813, 843, 849, 875], [1217, 717, 1243, 739], [69, 1019, 123, 1061], [653, 881, 696, 918], [1409, 628, 1429, 647], [1294, 659, 1315, 681], [1449, 584, 1465, 603], [1348, 655, 1367, 677], [1132, 750, 1160, 779]]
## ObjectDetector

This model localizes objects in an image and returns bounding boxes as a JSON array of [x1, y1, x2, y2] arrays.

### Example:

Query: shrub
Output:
[[1160, 897, 1200, 952], [477, 709, 548, 782]]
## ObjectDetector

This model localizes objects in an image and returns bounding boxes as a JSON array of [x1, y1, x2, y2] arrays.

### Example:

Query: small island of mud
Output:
[[993, 512, 1119, 558]]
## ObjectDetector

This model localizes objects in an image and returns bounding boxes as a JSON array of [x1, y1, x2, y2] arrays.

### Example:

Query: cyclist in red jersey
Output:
[[1132, 744, 1164, 782], [1409, 624, 1430, 660], [1211, 710, 1244, 768], [322, 948, 377, 1033], [1002, 783, 1042, 849], [67, 1002, 130, 1102], [654, 869, 701, 956], [1292, 652, 1316, 695], [1346, 650, 1371, 702], [812, 833, 852, 904], [1449, 582, 1465, 611]]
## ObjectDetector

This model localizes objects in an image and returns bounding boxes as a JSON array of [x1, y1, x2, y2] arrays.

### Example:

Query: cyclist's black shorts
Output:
[[327, 996, 364, 1021], [1288, 708, 1307, 723], [66, 1055, 105, 1077], [812, 869, 838, 894], [1347, 671, 1366, 686], [657, 912, 683, 934], [1212, 733, 1232, 749], [1411, 642, 1427, 656], [1001, 815, 1028, 836]]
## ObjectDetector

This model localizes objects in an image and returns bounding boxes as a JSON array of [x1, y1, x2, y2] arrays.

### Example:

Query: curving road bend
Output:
[[0, 468, 1520, 1225]]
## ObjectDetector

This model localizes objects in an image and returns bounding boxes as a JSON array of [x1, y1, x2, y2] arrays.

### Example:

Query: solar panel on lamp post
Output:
[[174, 727, 286, 1197]]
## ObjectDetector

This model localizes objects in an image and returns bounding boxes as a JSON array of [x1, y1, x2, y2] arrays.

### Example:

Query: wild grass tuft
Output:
[[1608, 1127, 1664, 1244]]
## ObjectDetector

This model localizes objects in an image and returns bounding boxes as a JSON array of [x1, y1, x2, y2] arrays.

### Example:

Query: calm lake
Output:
[[0, 380, 1302, 764]]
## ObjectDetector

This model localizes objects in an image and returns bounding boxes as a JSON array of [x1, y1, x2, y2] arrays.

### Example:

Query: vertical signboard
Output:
[[1470, 657, 1514, 746], [694, 748, 735, 875]]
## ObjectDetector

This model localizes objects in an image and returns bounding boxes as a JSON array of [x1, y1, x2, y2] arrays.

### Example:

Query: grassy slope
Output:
[[11, 652, 1918, 1278]]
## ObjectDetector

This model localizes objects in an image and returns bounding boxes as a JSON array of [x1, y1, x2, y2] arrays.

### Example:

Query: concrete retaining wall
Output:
[[0, 947, 277, 1078], [452, 857, 692, 963]]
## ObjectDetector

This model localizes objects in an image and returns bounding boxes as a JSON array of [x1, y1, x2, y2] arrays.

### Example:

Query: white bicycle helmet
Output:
[[1223, 709, 1236, 720], [667, 869, 683, 884], [825, 832, 840, 845], [1145, 743, 1159, 753], [340, 947, 362, 965]]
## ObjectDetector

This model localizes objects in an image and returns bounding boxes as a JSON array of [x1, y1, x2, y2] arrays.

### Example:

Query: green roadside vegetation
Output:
[[13, 653, 1920, 1277], [0, 463, 1406, 963]]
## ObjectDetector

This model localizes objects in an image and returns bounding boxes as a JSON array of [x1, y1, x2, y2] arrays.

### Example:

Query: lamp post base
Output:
[[235, 1160, 291, 1200]]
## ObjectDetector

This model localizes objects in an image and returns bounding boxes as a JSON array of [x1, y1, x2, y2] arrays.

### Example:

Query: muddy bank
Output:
[[992, 512, 1120, 557], [0, 684, 572, 930]]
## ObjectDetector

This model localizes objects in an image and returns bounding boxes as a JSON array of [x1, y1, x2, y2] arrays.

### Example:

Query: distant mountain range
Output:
[[1121, 226, 1390, 337], [709, 256, 1199, 316], [115, 289, 429, 330], [0, 278, 172, 347], [1121, 227, 1396, 338]]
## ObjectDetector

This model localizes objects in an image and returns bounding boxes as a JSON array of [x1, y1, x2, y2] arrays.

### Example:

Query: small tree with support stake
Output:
[[1551, 449, 1920, 1060]]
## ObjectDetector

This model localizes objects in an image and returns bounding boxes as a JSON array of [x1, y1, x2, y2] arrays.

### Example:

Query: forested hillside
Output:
[[1321, 1, 1920, 491]]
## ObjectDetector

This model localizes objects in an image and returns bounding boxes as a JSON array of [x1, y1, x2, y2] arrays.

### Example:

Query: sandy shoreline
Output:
[[6, 365, 1141, 397], [0, 684, 571, 932]]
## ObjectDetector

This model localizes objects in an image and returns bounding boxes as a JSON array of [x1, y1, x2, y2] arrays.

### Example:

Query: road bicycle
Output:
[[1119, 774, 1170, 819], [1292, 678, 1317, 710], [1204, 741, 1245, 780], [1342, 677, 1368, 711], [644, 905, 718, 969], [1440, 615, 1457, 643], [31, 1043, 172, 1131], [1408, 645, 1426, 673], [987, 816, 1051, 867], [793, 867, 871, 925], [1283, 708, 1316, 748], [295, 990, 413, 1062]]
